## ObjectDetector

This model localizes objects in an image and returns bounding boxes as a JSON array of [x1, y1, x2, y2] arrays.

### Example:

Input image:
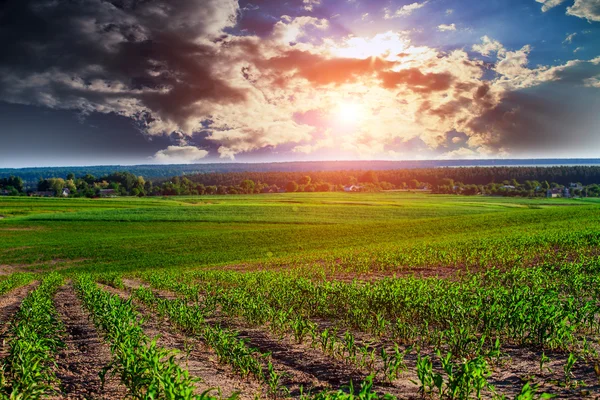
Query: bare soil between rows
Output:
[[134, 277, 600, 400], [99, 283, 266, 400], [52, 283, 127, 399]]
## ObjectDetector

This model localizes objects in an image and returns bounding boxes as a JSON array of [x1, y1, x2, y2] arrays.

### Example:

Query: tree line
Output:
[[2, 166, 600, 198]]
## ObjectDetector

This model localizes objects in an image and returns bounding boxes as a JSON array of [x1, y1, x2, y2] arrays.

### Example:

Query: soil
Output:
[[132, 278, 600, 400], [0, 277, 597, 399], [98, 283, 266, 399], [52, 283, 128, 399], [118, 279, 422, 399]]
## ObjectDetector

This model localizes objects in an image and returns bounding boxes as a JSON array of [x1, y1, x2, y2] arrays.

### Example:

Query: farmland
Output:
[[0, 192, 599, 399]]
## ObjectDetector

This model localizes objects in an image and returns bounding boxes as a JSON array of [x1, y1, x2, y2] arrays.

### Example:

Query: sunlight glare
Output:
[[334, 101, 366, 126]]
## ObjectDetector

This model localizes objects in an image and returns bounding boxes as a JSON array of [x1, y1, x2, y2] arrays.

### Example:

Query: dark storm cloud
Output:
[[466, 79, 600, 155], [0, 0, 244, 133]]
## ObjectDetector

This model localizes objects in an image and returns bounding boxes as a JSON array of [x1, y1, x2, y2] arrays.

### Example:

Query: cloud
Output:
[[303, 0, 321, 12], [446, 9, 454, 15], [535, 0, 567, 12], [536, 0, 600, 22], [438, 24, 456, 31], [379, 69, 454, 92], [152, 146, 208, 163], [472, 36, 505, 57], [384, 2, 428, 19], [563, 32, 577, 43], [0, 0, 245, 137], [566, 0, 600, 21], [0, 1, 598, 162], [271, 15, 328, 44]]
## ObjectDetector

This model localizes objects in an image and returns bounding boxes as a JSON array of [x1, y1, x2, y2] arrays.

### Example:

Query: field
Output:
[[0, 192, 599, 399]]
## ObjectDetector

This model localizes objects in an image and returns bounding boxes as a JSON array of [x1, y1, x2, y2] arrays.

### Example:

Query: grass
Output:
[[0, 193, 597, 274]]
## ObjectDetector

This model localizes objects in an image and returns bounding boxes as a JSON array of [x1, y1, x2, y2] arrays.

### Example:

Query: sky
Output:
[[0, 0, 599, 167]]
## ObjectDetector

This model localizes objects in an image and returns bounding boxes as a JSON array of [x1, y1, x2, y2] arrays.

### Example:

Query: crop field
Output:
[[0, 192, 599, 399]]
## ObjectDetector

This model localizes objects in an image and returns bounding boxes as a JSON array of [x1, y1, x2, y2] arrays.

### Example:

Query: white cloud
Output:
[[536, 0, 600, 22], [566, 0, 600, 22], [361, 13, 370, 21], [563, 32, 577, 43], [535, 0, 567, 12], [584, 75, 600, 87], [303, 0, 321, 12], [384, 1, 428, 19], [446, 9, 454, 15], [438, 23, 456, 31], [472, 36, 505, 57], [152, 146, 209, 163], [271, 15, 329, 44]]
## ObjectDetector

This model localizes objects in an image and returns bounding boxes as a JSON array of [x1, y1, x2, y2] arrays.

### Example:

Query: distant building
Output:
[[0, 189, 10, 196], [99, 189, 117, 197], [343, 185, 361, 192], [61, 188, 70, 197], [502, 185, 516, 190], [546, 188, 570, 198], [570, 183, 583, 190]]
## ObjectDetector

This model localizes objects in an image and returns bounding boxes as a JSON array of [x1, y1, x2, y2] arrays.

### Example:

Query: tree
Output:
[[286, 181, 299, 192], [240, 179, 256, 194], [298, 176, 311, 185], [66, 173, 75, 181], [409, 179, 420, 189], [360, 170, 378, 184], [542, 181, 550, 190]]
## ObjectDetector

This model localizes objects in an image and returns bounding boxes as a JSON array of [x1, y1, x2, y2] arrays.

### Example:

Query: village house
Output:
[[343, 185, 361, 192], [546, 187, 570, 198], [61, 188, 70, 197]]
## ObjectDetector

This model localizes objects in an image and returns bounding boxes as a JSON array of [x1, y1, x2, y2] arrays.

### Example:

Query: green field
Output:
[[1, 193, 598, 274], [0, 193, 599, 399]]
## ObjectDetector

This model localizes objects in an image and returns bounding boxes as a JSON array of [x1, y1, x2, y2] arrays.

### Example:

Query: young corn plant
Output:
[[0, 273, 64, 399], [74, 274, 209, 400]]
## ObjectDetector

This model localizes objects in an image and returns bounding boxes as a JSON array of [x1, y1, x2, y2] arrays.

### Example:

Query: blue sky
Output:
[[0, 0, 599, 167]]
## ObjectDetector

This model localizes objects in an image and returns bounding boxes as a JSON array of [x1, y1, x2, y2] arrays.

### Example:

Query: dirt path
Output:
[[98, 283, 265, 400], [0, 282, 38, 359], [52, 284, 127, 399]]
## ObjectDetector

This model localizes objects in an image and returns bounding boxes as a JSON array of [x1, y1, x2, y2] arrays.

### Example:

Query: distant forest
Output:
[[2, 165, 600, 198], [2, 159, 600, 185], [169, 166, 600, 187]]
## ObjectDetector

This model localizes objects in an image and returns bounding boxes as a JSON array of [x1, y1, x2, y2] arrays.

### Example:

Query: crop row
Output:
[[0, 273, 64, 398], [74, 274, 220, 400], [0, 273, 34, 297], [137, 270, 413, 383], [131, 271, 562, 399], [99, 273, 409, 399], [175, 260, 600, 356]]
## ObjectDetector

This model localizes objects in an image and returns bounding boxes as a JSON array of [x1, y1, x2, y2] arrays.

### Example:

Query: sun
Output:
[[334, 102, 366, 126]]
